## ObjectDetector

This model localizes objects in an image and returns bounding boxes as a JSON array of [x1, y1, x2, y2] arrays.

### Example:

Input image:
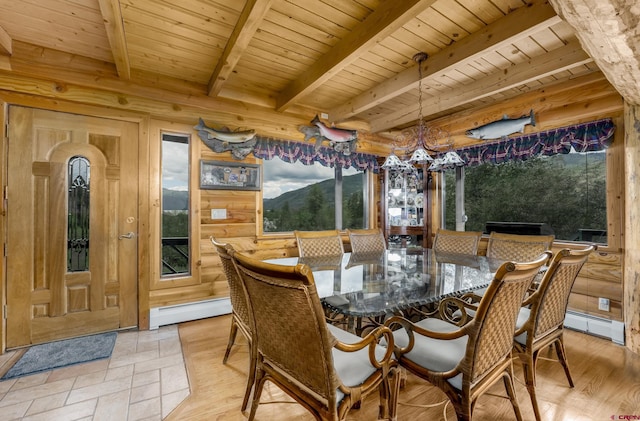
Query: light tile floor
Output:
[[0, 325, 189, 421]]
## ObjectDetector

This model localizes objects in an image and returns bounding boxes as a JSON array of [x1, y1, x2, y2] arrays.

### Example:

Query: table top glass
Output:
[[264, 249, 504, 318]]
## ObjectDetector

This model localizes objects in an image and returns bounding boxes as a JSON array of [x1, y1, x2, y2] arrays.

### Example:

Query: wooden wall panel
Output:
[[572, 276, 623, 301], [569, 293, 623, 320]]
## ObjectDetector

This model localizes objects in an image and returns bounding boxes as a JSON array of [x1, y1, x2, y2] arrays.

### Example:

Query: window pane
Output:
[[262, 159, 366, 232], [342, 166, 365, 229], [68, 156, 90, 272], [445, 151, 607, 243], [443, 171, 456, 231], [161, 133, 190, 276]]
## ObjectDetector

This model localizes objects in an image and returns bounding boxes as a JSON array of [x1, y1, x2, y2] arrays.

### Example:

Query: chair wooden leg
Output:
[[377, 367, 400, 421], [223, 317, 238, 364], [554, 337, 575, 387], [518, 351, 541, 421], [241, 338, 256, 412], [247, 366, 267, 421], [503, 371, 524, 421]]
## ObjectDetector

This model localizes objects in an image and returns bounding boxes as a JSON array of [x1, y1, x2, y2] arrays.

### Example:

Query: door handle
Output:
[[118, 232, 135, 240]]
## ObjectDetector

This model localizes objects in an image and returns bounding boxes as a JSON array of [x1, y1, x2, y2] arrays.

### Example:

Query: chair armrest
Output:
[[334, 325, 396, 369], [384, 315, 468, 356], [438, 297, 478, 326], [458, 292, 483, 303]]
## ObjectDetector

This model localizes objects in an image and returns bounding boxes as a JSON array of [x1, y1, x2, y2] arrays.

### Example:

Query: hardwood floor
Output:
[[167, 315, 640, 421]]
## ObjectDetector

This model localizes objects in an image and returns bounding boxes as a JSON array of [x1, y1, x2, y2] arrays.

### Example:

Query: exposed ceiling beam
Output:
[[329, 0, 561, 123], [275, 0, 438, 112], [207, 0, 274, 97], [549, 0, 640, 105], [98, 0, 131, 80], [0, 23, 11, 70], [371, 41, 593, 132], [0, 23, 11, 56]]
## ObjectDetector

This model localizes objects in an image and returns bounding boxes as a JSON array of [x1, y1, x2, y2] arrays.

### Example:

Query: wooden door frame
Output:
[[0, 94, 151, 353]]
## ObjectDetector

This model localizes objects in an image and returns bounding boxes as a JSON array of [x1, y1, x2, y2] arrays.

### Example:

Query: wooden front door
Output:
[[5, 106, 139, 348]]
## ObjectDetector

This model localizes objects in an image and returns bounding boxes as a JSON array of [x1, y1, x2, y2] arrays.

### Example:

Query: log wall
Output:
[[624, 103, 640, 352], [0, 69, 629, 350]]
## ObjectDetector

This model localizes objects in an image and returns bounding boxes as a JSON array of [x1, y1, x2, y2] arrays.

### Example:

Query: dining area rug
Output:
[[0, 331, 117, 381]]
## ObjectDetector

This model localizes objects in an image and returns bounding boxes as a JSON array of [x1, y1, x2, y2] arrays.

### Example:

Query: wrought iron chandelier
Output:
[[381, 52, 464, 173]]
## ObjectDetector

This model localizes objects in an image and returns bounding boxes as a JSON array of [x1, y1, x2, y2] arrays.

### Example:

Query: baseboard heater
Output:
[[148, 300, 625, 346], [149, 298, 232, 330], [564, 310, 625, 345]]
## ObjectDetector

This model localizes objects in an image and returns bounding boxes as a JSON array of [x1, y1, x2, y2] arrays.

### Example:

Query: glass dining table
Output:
[[264, 248, 504, 336]]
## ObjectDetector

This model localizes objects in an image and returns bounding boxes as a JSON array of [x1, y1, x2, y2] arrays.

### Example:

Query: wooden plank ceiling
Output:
[[0, 0, 615, 142]]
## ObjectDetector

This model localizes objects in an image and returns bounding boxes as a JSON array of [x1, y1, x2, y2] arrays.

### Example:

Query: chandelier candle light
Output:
[[382, 52, 464, 173]]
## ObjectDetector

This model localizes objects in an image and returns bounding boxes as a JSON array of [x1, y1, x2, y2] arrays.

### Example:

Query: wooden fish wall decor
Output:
[[465, 109, 536, 140], [298, 115, 358, 156], [194, 118, 257, 160]]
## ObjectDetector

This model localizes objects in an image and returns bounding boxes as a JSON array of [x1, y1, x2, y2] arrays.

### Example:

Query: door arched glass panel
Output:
[[68, 156, 90, 272]]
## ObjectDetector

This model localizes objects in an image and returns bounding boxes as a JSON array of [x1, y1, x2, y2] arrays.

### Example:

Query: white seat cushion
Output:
[[514, 307, 531, 345], [392, 318, 468, 374], [327, 324, 391, 404]]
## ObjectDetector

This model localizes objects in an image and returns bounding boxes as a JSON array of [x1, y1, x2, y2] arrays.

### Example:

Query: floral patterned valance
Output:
[[457, 118, 615, 167], [253, 136, 379, 173]]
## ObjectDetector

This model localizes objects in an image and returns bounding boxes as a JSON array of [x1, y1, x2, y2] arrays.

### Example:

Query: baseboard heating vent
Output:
[[149, 298, 232, 330], [564, 310, 625, 345]]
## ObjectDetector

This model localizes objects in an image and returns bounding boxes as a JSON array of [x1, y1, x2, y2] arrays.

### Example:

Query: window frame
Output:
[[149, 122, 201, 290], [436, 131, 623, 252], [259, 158, 373, 235]]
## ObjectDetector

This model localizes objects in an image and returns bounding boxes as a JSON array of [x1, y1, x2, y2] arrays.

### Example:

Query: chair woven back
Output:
[[211, 237, 251, 335], [232, 251, 338, 402], [463, 253, 550, 384], [295, 229, 344, 257], [512, 246, 593, 421], [347, 228, 386, 254], [530, 246, 593, 338], [432, 228, 482, 255], [486, 232, 554, 262]]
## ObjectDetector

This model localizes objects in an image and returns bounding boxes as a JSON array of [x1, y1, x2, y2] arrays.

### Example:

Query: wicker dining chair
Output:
[[347, 228, 387, 254], [486, 232, 554, 262], [513, 245, 594, 421], [433, 228, 483, 255], [385, 252, 550, 421], [442, 231, 554, 323], [295, 229, 345, 257], [210, 237, 255, 412], [231, 250, 400, 421]]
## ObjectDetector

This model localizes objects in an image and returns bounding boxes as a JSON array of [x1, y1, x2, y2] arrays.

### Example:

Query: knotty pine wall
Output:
[[0, 70, 627, 343]]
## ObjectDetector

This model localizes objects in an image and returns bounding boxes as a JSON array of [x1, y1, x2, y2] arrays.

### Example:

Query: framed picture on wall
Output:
[[200, 160, 261, 191]]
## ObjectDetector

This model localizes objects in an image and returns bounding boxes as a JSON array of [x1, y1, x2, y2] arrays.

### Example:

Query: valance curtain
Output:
[[456, 118, 615, 167], [253, 136, 379, 173]]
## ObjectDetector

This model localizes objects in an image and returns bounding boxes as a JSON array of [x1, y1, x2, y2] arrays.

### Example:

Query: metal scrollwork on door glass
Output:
[[68, 156, 90, 272]]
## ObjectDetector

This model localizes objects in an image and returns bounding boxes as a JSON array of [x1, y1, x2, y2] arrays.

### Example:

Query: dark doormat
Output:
[[0, 331, 117, 381]]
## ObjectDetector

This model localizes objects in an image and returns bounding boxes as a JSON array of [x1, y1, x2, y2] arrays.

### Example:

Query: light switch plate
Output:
[[211, 209, 227, 219]]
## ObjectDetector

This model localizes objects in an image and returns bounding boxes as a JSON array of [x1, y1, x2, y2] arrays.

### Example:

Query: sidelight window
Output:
[[161, 132, 191, 277]]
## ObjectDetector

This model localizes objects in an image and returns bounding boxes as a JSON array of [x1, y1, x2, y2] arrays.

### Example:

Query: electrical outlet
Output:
[[211, 209, 227, 219], [598, 297, 610, 312]]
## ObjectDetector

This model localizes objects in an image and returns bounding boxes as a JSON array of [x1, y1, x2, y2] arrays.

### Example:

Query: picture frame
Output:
[[199, 160, 261, 191]]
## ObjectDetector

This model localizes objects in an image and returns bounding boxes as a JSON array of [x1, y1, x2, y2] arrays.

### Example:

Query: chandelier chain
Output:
[[381, 51, 465, 172]]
